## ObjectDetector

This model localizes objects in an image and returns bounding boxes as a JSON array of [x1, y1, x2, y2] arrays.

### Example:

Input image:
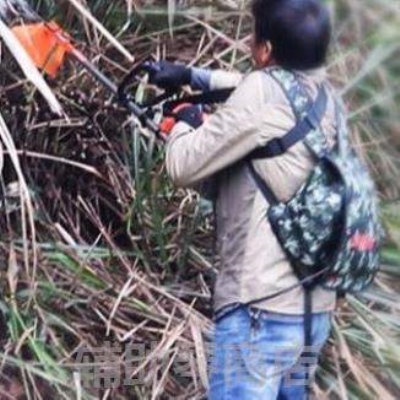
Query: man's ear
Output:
[[265, 41, 273, 59], [258, 41, 274, 67]]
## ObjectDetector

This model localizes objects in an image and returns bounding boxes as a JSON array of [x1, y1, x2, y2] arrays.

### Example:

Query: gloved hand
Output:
[[142, 60, 191, 89], [175, 104, 204, 129], [160, 103, 205, 135]]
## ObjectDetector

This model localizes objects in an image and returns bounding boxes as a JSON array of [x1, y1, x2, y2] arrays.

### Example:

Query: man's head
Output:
[[251, 0, 331, 70]]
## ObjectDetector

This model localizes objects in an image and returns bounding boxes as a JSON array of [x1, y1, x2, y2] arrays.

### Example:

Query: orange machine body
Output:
[[12, 21, 74, 77]]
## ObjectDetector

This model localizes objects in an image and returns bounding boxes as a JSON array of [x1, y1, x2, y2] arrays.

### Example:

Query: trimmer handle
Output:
[[117, 63, 150, 104], [118, 62, 179, 109]]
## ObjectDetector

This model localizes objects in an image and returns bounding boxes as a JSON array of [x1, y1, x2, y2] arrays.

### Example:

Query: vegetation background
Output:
[[0, 0, 399, 398]]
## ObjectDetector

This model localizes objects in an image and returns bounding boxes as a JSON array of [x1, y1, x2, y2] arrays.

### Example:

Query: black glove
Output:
[[174, 104, 204, 129], [142, 61, 192, 89]]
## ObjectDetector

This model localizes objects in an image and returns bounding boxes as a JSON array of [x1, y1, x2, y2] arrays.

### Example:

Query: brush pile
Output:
[[0, 0, 399, 398]]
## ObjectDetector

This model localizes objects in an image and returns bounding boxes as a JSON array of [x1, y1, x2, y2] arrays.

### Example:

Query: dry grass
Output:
[[0, 0, 399, 398]]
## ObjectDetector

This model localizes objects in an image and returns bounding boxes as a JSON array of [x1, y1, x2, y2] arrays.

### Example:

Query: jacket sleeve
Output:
[[165, 71, 294, 188], [191, 67, 243, 91]]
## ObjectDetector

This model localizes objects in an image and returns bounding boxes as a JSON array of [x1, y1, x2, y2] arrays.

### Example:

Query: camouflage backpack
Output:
[[247, 68, 383, 296]]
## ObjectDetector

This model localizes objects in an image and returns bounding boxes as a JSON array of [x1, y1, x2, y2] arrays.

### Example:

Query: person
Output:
[[145, 0, 336, 398]]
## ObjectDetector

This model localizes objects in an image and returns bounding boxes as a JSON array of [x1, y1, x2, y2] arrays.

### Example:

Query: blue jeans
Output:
[[208, 306, 332, 399]]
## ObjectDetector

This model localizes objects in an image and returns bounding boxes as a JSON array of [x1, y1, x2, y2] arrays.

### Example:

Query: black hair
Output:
[[251, 0, 331, 70]]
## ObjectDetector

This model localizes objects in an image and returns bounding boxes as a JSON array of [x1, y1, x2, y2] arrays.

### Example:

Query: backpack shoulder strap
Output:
[[246, 69, 329, 204], [247, 160, 279, 204], [269, 68, 309, 119], [334, 98, 350, 155], [248, 85, 328, 159], [248, 68, 330, 159]]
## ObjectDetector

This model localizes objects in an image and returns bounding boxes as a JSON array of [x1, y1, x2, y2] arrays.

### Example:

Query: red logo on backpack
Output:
[[350, 232, 376, 252]]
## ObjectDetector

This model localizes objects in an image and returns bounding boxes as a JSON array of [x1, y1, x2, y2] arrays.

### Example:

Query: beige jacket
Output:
[[165, 67, 337, 315]]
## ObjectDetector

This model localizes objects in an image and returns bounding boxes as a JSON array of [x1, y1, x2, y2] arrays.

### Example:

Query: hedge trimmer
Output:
[[0, 0, 233, 138]]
